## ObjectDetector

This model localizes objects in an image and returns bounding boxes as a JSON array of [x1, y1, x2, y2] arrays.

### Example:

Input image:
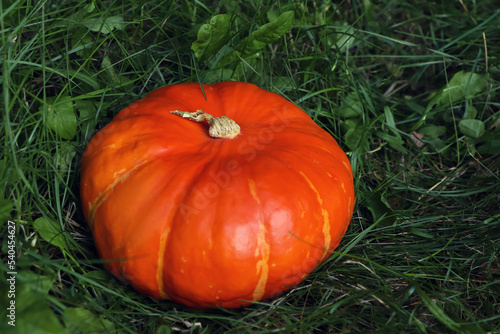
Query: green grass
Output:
[[1, 0, 499, 333]]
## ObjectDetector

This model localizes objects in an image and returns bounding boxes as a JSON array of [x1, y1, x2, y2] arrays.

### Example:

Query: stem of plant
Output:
[[170, 110, 241, 139]]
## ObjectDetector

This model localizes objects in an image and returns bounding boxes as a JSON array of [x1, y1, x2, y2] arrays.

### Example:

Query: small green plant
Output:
[[191, 10, 294, 83]]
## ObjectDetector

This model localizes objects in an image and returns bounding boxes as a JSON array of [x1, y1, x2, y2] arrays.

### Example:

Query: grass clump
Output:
[[1, 0, 499, 333]]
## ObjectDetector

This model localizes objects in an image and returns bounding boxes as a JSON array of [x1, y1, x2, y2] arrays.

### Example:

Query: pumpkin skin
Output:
[[80, 81, 355, 309]]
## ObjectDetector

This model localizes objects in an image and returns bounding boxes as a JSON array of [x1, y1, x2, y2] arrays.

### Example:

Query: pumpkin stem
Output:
[[170, 110, 240, 139]]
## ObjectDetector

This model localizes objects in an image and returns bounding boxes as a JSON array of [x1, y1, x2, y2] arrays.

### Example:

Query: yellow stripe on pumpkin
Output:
[[321, 209, 331, 258], [156, 227, 170, 299], [248, 178, 269, 301], [248, 178, 261, 204], [253, 220, 270, 301], [299, 171, 331, 255], [87, 160, 148, 229]]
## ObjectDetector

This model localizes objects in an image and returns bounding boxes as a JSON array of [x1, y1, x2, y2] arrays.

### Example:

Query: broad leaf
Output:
[[77, 99, 98, 136], [365, 194, 396, 227], [192, 14, 231, 62], [44, 95, 77, 140], [420, 124, 447, 138], [234, 11, 294, 58], [33, 217, 69, 251], [1, 271, 64, 334], [337, 92, 364, 118], [65, 2, 96, 28], [438, 71, 489, 105], [416, 71, 489, 131], [478, 139, 500, 156], [269, 76, 295, 92], [17, 271, 55, 295], [156, 325, 173, 334], [201, 68, 235, 84], [377, 131, 408, 154], [333, 24, 356, 53], [76, 99, 97, 121], [64, 307, 115, 334], [459, 119, 485, 138], [84, 15, 124, 34], [463, 105, 478, 120], [344, 124, 366, 151]]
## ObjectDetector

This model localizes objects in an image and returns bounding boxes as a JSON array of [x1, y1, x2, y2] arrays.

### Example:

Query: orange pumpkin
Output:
[[80, 81, 355, 309]]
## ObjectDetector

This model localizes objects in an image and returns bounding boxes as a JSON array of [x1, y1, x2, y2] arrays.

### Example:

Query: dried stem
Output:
[[170, 110, 240, 139]]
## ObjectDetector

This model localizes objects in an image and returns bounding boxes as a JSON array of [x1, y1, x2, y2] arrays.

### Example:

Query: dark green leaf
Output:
[[438, 71, 489, 105], [459, 119, 485, 138], [77, 99, 98, 136], [14, 299, 65, 333], [463, 105, 478, 119], [426, 138, 447, 151], [2, 271, 64, 334], [33, 217, 69, 251], [420, 125, 447, 138], [76, 99, 97, 120], [43, 95, 77, 140], [405, 101, 425, 114], [201, 68, 235, 84], [365, 195, 396, 227], [478, 139, 500, 156], [65, 3, 96, 28], [84, 15, 124, 34], [345, 126, 365, 151], [337, 92, 364, 118], [17, 271, 55, 296], [156, 325, 173, 334], [270, 76, 295, 92], [417, 71, 489, 131], [234, 11, 294, 58], [333, 24, 356, 53], [192, 14, 231, 62], [64, 307, 115, 334], [377, 131, 408, 154]]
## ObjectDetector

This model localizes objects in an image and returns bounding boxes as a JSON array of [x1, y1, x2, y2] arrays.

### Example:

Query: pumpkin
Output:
[[80, 81, 355, 309]]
